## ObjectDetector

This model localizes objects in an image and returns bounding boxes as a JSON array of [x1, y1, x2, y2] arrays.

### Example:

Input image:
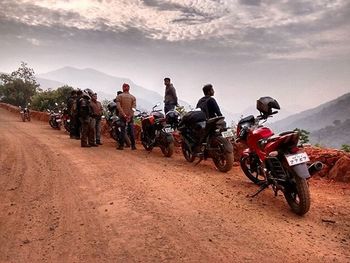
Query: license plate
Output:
[[221, 129, 234, 138], [285, 152, 310, 166], [164, 127, 174, 133]]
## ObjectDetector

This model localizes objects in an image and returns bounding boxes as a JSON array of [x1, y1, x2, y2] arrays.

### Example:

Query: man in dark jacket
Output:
[[78, 92, 96, 147], [163, 77, 178, 113], [67, 90, 77, 139], [196, 84, 222, 119]]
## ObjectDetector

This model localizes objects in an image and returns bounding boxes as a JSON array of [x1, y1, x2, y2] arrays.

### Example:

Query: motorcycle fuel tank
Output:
[[247, 127, 274, 146]]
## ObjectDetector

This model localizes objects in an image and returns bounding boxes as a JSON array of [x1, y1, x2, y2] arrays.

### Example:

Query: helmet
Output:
[[256, 97, 280, 116], [82, 91, 91, 99], [166, 110, 180, 127], [84, 89, 94, 96]]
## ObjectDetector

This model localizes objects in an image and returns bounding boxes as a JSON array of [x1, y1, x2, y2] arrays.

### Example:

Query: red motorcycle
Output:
[[236, 97, 323, 215]]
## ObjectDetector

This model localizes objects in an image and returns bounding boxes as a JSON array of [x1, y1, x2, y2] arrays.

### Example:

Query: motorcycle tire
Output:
[[181, 142, 195, 162], [210, 136, 233, 173], [240, 155, 265, 185], [27, 115, 31, 121], [283, 174, 310, 215], [141, 132, 154, 151], [161, 142, 174, 157], [49, 120, 55, 128]]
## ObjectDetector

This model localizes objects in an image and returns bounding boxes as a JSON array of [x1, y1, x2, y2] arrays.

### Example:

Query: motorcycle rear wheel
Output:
[[161, 142, 174, 157], [210, 136, 233, 173], [283, 174, 310, 215], [240, 155, 265, 185], [181, 142, 195, 162]]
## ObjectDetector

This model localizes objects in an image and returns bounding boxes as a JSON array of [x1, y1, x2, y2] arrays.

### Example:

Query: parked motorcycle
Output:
[[61, 105, 71, 132], [135, 103, 174, 157], [19, 103, 31, 122], [178, 110, 234, 172], [106, 101, 131, 147], [47, 103, 62, 129], [236, 97, 323, 215]]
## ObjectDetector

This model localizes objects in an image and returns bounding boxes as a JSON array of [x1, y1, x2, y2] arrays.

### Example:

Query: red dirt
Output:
[[0, 108, 349, 262]]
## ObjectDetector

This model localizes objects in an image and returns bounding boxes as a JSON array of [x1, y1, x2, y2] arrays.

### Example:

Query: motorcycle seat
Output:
[[207, 116, 225, 124]]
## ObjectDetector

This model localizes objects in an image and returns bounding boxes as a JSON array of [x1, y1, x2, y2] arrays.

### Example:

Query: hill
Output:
[[271, 92, 350, 133]]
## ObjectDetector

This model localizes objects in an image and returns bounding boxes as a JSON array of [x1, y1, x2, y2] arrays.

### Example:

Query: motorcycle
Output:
[[178, 110, 234, 173], [106, 101, 131, 147], [47, 103, 62, 129], [236, 97, 323, 215], [135, 103, 175, 157], [61, 105, 71, 132], [19, 103, 31, 122]]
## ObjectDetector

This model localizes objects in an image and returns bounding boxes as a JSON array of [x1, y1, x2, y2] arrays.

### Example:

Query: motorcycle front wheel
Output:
[[283, 174, 310, 216], [21, 114, 25, 122], [181, 141, 195, 162], [141, 132, 154, 151], [160, 142, 174, 157], [210, 136, 233, 173], [240, 155, 265, 185]]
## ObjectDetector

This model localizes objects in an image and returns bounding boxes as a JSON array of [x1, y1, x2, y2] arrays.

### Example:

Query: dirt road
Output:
[[0, 108, 349, 263]]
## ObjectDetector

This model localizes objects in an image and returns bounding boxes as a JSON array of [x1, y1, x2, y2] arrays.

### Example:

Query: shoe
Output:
[[96, 142, 103, 145], [131, 146, 137, 150], [81, 145, 91, 148], [116, 146, 124, 150], [89, 144, 98, 147]]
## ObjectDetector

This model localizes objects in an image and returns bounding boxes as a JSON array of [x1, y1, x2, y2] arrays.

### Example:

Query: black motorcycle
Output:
[[178, 110, 234, 172], [135, 103, 175, 157], [47, 103, 62, 129], [19, 103, 31, 122], [106, 102, 131, 146]]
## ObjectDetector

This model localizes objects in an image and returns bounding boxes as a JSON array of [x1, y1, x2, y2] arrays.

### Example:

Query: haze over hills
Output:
[[37, 67, 238, 122], [270, 92, 350, 149]]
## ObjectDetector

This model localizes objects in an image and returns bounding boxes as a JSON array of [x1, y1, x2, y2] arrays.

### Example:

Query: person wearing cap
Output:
[[116, 83, 137, 150], [163, 77, 178, 113], [90, 92, 103, 145]]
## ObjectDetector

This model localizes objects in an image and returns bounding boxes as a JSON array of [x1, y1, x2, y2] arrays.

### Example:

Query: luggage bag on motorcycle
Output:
[[179, 110, 206, 130]]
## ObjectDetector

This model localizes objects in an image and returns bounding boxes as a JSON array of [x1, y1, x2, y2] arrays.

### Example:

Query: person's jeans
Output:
[[119, 118, 135, 148], [164, 103, 176, 114], [95, 117, 101, 143]]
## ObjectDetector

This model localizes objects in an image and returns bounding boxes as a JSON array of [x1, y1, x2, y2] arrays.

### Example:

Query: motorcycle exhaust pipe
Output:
[[308, 161, 323, 176]]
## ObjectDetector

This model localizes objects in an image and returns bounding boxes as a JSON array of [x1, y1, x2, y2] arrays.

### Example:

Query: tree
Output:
[[0, 62, 40, 106], [341, 144, 350, 152], [31, 85, 74, 111], [294, 128, 310, 144]]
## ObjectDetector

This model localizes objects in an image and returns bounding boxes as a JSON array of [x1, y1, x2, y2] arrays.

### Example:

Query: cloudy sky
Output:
[[0, 0, 349, 113]]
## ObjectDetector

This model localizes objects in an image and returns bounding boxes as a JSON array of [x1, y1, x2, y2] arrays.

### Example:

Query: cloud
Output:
[[0, 0, 349, 60]]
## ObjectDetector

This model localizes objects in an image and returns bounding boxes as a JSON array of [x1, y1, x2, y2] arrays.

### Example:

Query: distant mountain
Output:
[[36, 77, 65, 90], [37, 67, 189, 111], [310, 119, 350, 148], [270, 92, 350, 133]]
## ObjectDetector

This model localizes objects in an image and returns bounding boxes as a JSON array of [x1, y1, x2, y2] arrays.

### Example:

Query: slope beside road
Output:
[[0, 108, 349, 262]]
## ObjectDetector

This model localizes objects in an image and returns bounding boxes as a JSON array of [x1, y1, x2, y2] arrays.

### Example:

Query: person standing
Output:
[[78, 91, 96, 147], [116, 83, 136, 150], [90, 92, 103, 145], [67, 90, 78, 139], [163, 77, 178, 113], [196, 84, 222, 119]]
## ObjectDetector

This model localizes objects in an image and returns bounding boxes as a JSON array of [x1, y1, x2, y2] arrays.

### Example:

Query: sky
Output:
[[0, 0, 350, 114]]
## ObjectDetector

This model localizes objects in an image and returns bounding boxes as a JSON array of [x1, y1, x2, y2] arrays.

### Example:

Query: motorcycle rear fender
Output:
[[291, 163, 310, 179]]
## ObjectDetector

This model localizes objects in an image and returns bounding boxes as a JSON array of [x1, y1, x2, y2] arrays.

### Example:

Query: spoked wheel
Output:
[[181, 142, 195, 162], [210, 136, 233, 173], [283, 174, 310, 216], [240, 155, 266, 185], [161, 142, 174, 157]]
